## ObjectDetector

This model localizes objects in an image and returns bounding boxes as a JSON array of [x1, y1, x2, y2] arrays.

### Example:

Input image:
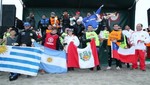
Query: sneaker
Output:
[[9, 74, 19, 81], [106, 66, 111, 70], [116, 66, 121, 70]]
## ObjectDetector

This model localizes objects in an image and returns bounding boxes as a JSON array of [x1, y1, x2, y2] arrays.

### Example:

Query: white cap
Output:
[[77, 18, 82, 22]]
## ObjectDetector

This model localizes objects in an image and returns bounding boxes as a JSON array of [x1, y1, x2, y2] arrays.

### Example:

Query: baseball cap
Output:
[[24, 22, 31, 26]]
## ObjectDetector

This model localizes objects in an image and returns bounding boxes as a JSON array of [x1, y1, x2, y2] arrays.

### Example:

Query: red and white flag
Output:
[[112, 42, 136, 63], [67, 39, 99, 68]]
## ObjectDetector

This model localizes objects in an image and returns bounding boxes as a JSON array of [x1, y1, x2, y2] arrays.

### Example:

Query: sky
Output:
[[1, 0, 150, 29]]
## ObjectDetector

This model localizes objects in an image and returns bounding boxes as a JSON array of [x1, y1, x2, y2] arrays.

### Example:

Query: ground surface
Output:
[[0, 65, 150, 85]]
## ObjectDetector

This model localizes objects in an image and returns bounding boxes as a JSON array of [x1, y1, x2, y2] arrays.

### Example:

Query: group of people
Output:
[[0, 7, 150, 81]]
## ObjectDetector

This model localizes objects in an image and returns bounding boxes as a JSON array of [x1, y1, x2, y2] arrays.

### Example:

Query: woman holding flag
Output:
[[63, 28, 80, 71]]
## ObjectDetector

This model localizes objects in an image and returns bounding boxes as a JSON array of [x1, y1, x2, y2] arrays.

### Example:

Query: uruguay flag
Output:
[[112, 42, 136, 63], [0, 46, 42, 76], [67, 39, 99, 68], [33, 42, 67, 73]]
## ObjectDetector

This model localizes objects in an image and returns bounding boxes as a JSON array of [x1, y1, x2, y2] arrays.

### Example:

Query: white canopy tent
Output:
[[0, 0, 2, 26], [2, 0, 23, 20], [135, 0, 150, 30]]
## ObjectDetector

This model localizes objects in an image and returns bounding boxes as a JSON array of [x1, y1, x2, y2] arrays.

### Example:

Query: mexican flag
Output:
[[67, 39, 99, 69]]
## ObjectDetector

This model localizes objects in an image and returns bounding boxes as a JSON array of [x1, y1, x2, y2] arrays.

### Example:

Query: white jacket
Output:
[[122, 29, 134, 38], [130, 31, 150, 50], [64, 35, 80, 53]]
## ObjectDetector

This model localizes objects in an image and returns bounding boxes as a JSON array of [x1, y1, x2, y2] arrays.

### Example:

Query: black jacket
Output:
[[17, 29, 37, 46], [73, 23, 85, 37]]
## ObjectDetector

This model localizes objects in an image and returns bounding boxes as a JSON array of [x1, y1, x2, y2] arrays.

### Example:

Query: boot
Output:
[[96, 65, 101, 71]]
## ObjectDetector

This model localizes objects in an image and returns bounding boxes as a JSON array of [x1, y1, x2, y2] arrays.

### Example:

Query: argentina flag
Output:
[[33, 42, 67, 73], [0, 46, 43, 76]]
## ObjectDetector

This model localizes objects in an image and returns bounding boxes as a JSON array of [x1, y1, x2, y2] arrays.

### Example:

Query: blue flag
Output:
[[33, 42, 67, 73], [83, 7, 102, 29], [0, 46, 42, 76]]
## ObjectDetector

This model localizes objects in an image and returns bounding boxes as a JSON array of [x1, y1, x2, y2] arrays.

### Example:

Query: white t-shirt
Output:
[[122, 29, 134, 38]]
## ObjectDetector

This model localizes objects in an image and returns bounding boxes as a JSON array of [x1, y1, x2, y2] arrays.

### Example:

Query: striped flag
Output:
[[0, 46, 43, 76], [33, 42, 67, 73], [112, 42, 136, 63]]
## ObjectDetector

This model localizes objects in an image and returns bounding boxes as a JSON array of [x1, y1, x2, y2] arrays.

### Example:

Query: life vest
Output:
[[120, 35, 127, 48], [107, 30, 122, 46], [44, 33, 59, 50], [145, 43, 150, 47], [103, 30, 109, 39], [40, 18, 49, 27], [86, 31, 100, 46], [60, 33, 67, 45], [50, 16, 60, 28], [3, 32, 10, 39]]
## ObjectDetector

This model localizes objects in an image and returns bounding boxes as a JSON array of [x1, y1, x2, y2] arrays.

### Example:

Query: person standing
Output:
[[99, 26, 110, 50], [82, 25, 101, 71], [3, 29, 19, 81], [63, 28, 80, 71], [60, 10, 70, 32], [42, 28, 63, 50], [26, 12, 36, 29], [63, 28, 80, 52], [130, 23, 150, 71], [38, 15, 50, 36], [73, 19, 85, 37], [122, 25, 134, 68], [144, 25, 150, 59], [49, 12, 60, 28], [107, 24, 123, 70], [39, 28, 63, 74], [17, 22, 37, 47], [122, 25, 134, 40]]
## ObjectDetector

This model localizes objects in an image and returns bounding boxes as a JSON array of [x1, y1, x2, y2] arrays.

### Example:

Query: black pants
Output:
[[41, 27, 47, 36], [107, 46, 122, 67], [101, 39, 108, 49]]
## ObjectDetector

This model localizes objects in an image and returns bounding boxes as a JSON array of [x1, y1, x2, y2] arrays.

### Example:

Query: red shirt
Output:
[[44, 33, 59, 50]]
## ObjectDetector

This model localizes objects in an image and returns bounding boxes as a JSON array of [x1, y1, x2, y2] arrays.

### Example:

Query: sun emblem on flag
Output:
[[47, 57, 53, 63], [0, 45, 7, 54], [80, 51, 91, 61]]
